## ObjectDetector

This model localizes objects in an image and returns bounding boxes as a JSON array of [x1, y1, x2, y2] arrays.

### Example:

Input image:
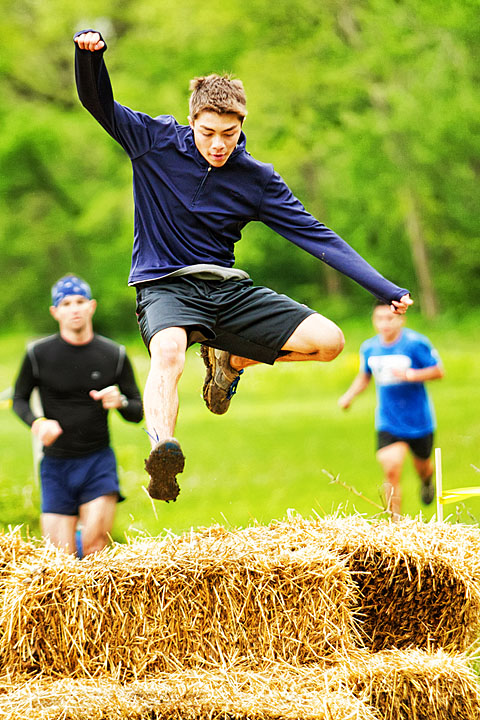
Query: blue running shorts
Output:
[[40, 447, 125, 515]]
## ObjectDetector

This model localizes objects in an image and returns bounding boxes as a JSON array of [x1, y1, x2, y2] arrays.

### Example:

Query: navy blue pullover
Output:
[[74, 33, 409, 303]]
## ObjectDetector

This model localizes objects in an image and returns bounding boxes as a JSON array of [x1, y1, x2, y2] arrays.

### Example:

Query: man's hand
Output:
[[74, 32, 105, 52], [338, 393, 352, 410], [90, 386, 124, 410], [392, 368, 410, 381], [391, 294, 413, 315], [32, 418, 63, 447]]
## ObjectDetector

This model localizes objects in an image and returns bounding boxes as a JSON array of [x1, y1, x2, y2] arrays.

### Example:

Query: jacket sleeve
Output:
[[12, 352, 37, 427], [258, 171, 409, 304], [115, 348, 143, 424], [74, 30, 155, 159]]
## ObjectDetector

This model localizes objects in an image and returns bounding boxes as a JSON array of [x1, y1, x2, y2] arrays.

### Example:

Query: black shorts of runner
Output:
[[135, 276, 316, 365], [376, 431, 434, 460]]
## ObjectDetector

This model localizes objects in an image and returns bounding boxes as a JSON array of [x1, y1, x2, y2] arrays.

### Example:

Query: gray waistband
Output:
[[166, 263, 250, 280], [145, 264, 250, 283]]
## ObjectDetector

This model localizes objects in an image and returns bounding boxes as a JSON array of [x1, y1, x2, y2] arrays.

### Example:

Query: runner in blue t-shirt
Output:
[[339, 303, 444, 518]]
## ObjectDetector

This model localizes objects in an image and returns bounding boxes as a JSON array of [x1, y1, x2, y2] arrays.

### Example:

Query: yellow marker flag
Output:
[[439, 487, 480, 505]]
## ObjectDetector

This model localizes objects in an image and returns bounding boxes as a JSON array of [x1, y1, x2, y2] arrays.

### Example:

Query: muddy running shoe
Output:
[[421, 474, 435, 505], [144, 438, 185, 502], [201, 345, 244, 415]]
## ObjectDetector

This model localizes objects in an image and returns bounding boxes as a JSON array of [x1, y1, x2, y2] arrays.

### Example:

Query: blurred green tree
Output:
[[0, 0, 478, 332]]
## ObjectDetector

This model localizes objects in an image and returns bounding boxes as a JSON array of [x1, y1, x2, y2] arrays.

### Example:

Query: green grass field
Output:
[[1, 314, 480, 542]]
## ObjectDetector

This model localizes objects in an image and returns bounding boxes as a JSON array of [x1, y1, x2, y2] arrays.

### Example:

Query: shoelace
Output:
[[227, 369, 244, 399]]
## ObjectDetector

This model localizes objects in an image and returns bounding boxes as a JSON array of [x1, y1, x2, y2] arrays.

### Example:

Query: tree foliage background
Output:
[[1, 0, 478, 335]]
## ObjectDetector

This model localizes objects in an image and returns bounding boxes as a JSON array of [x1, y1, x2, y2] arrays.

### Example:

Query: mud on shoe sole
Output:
[[144, 438, 185, 502], [201, 345, 242, 415]]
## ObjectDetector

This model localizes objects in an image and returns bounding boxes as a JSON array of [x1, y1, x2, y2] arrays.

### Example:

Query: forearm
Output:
[[12, 396, 36, 427], [12, 355, 38, 427], [260, 174, 409, 303], [405, 365, 444, 383], [291, 225, 408, 303], [74, 31, 116, 135], [339, 373, 371, 408], [117, 357, 144, 423], [118, 395, 143, 423], [12, 396, 60, 446]]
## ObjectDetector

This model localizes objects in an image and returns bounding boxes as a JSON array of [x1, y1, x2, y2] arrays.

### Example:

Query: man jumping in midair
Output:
[[74, 30, 412, 502]]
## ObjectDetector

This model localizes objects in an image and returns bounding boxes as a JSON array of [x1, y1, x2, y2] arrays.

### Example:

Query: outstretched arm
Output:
[[74, 30, 155, 158], [338, 371, 372, 410], [73, 29, 116, 135], [259, 172, 412, 311]]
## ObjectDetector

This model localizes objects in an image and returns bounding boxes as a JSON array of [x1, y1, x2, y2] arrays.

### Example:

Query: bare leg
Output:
[[143, 327, 187, 501], [413, 455, 434, 482], [230, 313, 345, 370], [143, 327, 187, 447], [79, 493, 118, 556], [376, 441, 408, 518], [413, 454, 435, 504], [202, 313, 345, 415], [41, 513, 77, 554]]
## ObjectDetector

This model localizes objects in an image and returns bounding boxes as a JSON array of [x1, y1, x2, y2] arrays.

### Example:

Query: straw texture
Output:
[[338, 648, 480, 719], [1, 516, 480, 720], [235, 516, 480, 652], [0, 528, 42, 570], [0, 527, 359, 679], [0, 654, 479, 720], [0, 668, 379, 720]]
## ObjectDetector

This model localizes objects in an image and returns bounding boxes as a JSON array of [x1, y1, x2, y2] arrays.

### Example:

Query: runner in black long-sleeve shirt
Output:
[[12, 274, 143, 556], [74, 31, 413, 504]]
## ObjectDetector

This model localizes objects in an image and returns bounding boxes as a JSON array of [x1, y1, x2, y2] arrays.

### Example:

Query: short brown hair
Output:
[[189, 74, 247, 121]]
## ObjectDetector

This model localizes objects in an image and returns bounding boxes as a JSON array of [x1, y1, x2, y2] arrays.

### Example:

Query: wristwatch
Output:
[[119, 394, 129, 408]]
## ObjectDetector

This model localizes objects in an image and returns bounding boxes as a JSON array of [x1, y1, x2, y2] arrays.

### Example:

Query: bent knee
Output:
[[320, 326, 345, 361], [150, 331, 186, 371], [330, 327, 345, 359], [293, 314, 345, 360]]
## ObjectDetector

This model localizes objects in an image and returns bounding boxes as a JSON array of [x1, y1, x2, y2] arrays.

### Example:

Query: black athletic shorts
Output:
[[135, 276, 315, 364], [376, 430, 434, 460]]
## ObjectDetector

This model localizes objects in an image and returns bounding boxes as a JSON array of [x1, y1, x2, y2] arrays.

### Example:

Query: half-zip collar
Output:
[[192, 166, 212, 206]]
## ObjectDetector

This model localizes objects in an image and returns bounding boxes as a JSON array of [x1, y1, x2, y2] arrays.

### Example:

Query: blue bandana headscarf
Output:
[[51, 275, 92, 307]]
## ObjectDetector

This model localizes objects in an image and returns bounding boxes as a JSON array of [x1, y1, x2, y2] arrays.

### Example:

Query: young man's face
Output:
[[50, 295, 96, 334], [372, 304, 405, 343], [189, 111, 243, 168]]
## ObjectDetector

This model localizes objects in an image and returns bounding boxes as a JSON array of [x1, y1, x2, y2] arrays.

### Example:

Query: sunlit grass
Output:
[[1, 317, 480, 542]]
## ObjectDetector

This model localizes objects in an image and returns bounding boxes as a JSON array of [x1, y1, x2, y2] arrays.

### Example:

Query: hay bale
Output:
[[2, 652, 478, 720], [0, 669, 379, 720], [337, 648, 480, 720], [238, 516, 480, 652], [0, 528, 43, 571], [0, 530, 360, 679], [264, 649, 480, 719], [2, 515, 479, 686]]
